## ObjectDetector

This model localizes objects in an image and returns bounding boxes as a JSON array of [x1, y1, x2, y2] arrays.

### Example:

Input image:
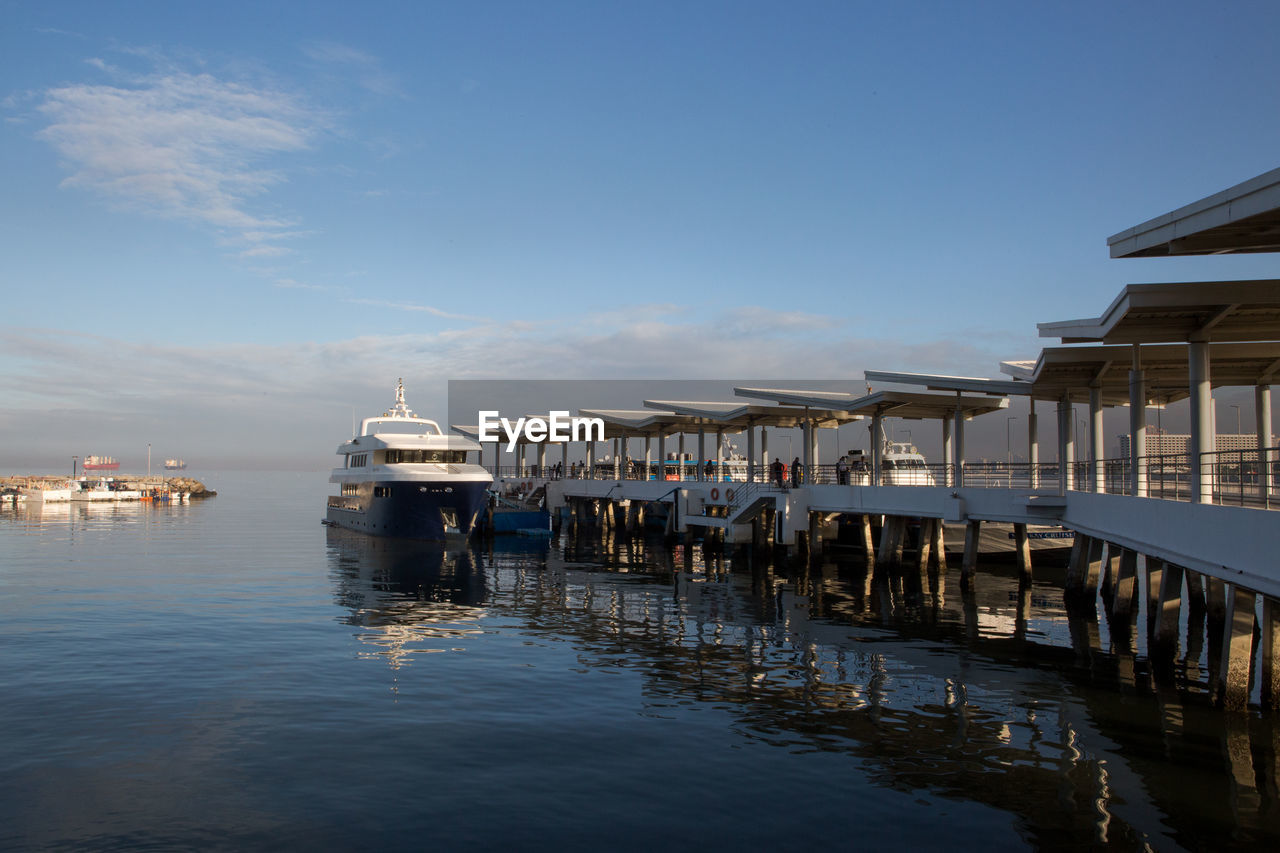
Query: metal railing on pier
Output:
[[498, 445, 1280, 510]]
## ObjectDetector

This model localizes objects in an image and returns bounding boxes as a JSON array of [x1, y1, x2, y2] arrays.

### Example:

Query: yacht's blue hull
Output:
[[325, 479, 489, 540]]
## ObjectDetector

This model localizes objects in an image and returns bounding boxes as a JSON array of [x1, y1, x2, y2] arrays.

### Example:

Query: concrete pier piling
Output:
[[1216, 585, 1258, 711], [1153, 561, 1185, 656], [960, 520, 981, 589], [1013, 523, 1031, 582], [1263, 598, 1280, 710], [1110, 548, 1138, 619]]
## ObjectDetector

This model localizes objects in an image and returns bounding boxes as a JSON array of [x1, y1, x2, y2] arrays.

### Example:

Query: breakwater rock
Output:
[[1, 474, 217, 497]]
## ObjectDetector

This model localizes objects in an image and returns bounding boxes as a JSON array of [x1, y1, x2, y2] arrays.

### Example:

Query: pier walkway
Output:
[[476, 168, 1280, 711]]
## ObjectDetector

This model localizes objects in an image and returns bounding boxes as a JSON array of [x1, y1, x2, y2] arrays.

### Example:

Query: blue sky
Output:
[[4, 1, 1280, 470]]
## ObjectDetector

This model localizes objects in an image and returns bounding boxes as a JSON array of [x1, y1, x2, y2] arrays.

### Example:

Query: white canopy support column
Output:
[[1130, 345, 1147, 497], [658, 433, 667, 480], [1190, 340, 1214, 504], [587, 441, 596, 479], [1028, 400, 1039, 488], [644, 436, 651, 479], [942, 418, 953, 487], [696, 429, 705, 482], [808, 417, 819, 472], [561, 441, 568, 478], [678, 433, 686, 480], [801, 418, 811, 472], [1057, 394, 1074, 495], [747, 425, 756, 483], [1258, 383, 1273, 503], [761, 428, 769, 478], [537, 442, 546, 478], [1089, 386, 1104, 493], [952, 405, 966, 488], [871, 413, 883, 485]]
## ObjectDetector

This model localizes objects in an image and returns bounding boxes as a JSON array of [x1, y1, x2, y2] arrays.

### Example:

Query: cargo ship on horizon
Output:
[[164, 459, 187, 470], [82, 455, 120, 472]]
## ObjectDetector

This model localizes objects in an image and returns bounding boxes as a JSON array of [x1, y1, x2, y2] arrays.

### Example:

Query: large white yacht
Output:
[[326, 380, 492, 539]]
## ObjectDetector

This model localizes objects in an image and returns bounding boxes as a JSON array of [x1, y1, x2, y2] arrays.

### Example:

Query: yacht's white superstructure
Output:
[[879, 441, 936, 486], [326, 380, 492, 539]]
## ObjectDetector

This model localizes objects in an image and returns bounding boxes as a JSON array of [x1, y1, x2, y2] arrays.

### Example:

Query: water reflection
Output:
[[326, 529, 487, 669], [327, 526, 1280, 849], [3, 498, 194, 528]]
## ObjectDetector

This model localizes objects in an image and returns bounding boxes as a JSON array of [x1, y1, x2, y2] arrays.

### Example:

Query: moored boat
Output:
[[325, 380, 492, 539]]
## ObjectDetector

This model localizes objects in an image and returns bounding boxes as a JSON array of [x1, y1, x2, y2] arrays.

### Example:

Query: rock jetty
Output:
[[1, 474, 216, 497]]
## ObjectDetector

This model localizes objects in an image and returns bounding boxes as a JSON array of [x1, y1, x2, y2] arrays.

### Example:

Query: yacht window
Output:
[[374, 486, 393, 498], [384, 449, 466, 464]]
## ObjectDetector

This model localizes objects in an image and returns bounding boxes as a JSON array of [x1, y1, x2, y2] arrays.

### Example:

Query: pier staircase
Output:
[[683, 480, 783, 530], [725, 480, 783, 525]]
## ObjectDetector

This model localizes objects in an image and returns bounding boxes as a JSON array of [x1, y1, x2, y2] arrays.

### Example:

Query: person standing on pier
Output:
[[771, 458, 785, 488], [836, 455, 849, 485], [791, 456, 802, 487]]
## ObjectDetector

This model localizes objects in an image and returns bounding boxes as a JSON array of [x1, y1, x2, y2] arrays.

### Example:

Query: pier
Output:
[[464, 168, 1280, 713]]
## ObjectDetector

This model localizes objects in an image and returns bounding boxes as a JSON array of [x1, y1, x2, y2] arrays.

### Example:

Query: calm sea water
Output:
[[1, 470, 1277, 851]]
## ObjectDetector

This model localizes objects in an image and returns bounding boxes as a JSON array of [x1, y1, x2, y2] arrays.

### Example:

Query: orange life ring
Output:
[[710, 487, 720, 501]]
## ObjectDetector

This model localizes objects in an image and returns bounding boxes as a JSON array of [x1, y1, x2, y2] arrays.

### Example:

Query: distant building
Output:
[[1119, 427, 1276, 458]]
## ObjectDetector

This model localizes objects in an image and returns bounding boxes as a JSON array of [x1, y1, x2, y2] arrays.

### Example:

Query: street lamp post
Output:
[[1006, 416, 1017, 465], [147, 443, 152, 479], [72, 456, 78, 480]]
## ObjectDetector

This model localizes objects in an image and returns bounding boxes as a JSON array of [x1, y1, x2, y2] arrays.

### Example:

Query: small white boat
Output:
[[22, 483, 74, 502], [71, 477, 142, 502]]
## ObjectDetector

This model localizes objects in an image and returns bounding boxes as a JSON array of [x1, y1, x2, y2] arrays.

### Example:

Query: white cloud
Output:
[[35, 68, 324, 251], [343, 298, 487, 323], [0, 310, 1033, 470], [300, 40, 403, 97]]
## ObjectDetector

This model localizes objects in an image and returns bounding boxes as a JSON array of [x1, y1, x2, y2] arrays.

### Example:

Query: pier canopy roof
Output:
[[863, 370, 1027, 397], [641, 399, 860, 430], [452, 415, 576, 447], [1038, 280, 1280, 345], [1108, 167, 1280, 258], [735, 386, 1009, 421], [575, 409, 706, 439], [732, 386, 861, 409], [999, 342, 1280, 405]]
